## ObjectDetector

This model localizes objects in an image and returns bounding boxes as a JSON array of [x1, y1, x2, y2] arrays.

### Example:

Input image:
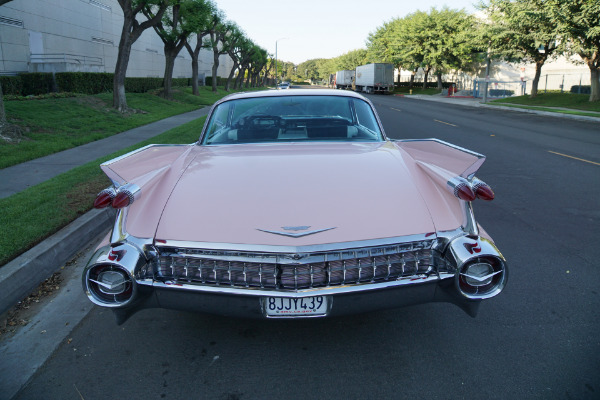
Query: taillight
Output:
[[112, 183, 140, 209], [454, 183, 476, 201], [448, 177, 476, 201], [472, 179, 495, 201], [112, 191, 133, 209], [94, 188, 116, 209], [94, 184, 140, 209]]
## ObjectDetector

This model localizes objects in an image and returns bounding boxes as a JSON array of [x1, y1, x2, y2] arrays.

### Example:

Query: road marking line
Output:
[[434, 119, 458, 127], [548, 151, 600, 166], [391, 107, 402, 112]]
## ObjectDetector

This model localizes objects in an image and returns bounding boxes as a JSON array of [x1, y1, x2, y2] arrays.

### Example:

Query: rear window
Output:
[[201, 95, 384, 145]]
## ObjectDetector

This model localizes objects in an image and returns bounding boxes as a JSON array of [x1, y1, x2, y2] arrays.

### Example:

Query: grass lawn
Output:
[[0, 116, 206, 266], [393, 87, 442, 95], [491, 93, 600, 114], [0, 86, 236, 169]]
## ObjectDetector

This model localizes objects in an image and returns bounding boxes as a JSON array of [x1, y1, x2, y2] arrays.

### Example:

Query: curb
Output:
[[0, 208, 114, 316], [401, 95, 600, 122]]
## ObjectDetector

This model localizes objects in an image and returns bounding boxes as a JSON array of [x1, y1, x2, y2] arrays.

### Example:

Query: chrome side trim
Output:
[[101, 144, 190, 167], [463, 201, 479, 236], [394, 138, 485, 159]]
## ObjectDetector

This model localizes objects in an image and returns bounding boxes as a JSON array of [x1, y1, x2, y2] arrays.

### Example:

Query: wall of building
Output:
[[0, 0, 233, 79], [396, 55, 592, 96]]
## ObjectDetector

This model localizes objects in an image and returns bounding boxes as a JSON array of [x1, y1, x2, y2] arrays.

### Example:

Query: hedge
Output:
[[55, 72, 113, 94], [489, 89, 514, 97], [395, 81, 456, 89], [570, 85, 591, 94], [0, 76, 23, 95], [205, 76, 227, 86], [0, 72, 194, 96]]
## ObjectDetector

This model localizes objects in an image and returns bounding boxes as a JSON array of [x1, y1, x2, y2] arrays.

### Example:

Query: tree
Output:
[[422, 8, 482, 89], [481, 0, 561, 97], [206, 12, 235, 92], [0, 0, 23, 143], [144, 0, 214, 98], [144, 1, 185, 98], [547, 0, 600, 101], [224, 27, 249, 91], [183, 0, 216, 95], [114, 0, 169, 112]]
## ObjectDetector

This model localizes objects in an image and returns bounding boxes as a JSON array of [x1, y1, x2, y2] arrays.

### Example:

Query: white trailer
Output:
[[335, 70, 355, 89], [354, 63, 394, 94]]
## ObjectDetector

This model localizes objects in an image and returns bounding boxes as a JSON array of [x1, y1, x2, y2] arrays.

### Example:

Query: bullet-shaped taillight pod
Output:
[[93, 188, 116, 209], [112, 192, 132, 209], [448, 177, 476, 201], [472, 178, 495, 201], [111, 183, 141, 209], [455, 183, 476, 201]]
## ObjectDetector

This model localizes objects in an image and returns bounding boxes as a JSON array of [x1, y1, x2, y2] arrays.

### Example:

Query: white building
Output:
[[0, 0, 233, 80]]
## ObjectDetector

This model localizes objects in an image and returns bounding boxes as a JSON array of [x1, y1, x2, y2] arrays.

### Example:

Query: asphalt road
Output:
[[13, 96, 600, 400]]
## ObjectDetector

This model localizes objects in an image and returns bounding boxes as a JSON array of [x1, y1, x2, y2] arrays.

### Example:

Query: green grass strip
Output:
[[491, 93, 600, 112], [491, 103, 600, 118], [0, 87, 233, 169], [0, 116, 206, 266]]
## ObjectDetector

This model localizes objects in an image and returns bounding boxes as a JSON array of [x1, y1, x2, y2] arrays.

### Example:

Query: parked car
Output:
[[83, 89, 508, 324]]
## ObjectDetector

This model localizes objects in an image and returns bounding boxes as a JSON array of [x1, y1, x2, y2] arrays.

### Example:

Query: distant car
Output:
[[83, 89, 508, 324], [277, 82, 290, 89]]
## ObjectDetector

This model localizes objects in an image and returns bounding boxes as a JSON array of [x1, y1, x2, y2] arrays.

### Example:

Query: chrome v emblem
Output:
[[257, 226, 336, 238]]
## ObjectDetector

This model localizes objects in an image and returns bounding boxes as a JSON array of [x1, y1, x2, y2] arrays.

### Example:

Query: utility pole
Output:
[[482, 48, 491, 103]]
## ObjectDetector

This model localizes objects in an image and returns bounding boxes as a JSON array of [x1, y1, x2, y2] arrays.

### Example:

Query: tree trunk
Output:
[[113, 17, 134, 111], [225, 61, 238, 92], [113, 1, 167, 112], [163, 46, 178, 99], [436, 72, 443, 90], [190, 53, 199, 95], [422, 67, 430, 89], [530, 60, 544, 98], [235, 67, 245, 89], [212, 50, 219, 92], [0, 84, 6, 125], [408, 67, 417, 89], [185, 34, 205, 96], [587, 58, 599, 102]]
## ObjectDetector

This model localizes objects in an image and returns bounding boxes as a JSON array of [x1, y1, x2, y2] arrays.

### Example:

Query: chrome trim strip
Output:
[[150, 274, 446, 297], [394, 138, 485, 159], [156, 232, 437, 254], [101, 144, 190, 167], [463, 202, 479, 236]]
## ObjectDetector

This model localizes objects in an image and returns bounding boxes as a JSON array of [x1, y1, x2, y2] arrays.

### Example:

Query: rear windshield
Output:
[[201, 95, 384, 145]]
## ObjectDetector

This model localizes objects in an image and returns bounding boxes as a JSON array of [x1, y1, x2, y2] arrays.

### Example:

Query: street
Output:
[[12, 96, 600, 400]]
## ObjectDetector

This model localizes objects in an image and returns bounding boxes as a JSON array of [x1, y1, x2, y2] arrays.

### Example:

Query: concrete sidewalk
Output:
[[0, 105, 211, 316], [402, 94, 600, 122], [0, 106, 211, 199]]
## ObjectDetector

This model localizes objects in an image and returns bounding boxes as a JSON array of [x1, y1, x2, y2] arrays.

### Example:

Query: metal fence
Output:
[[537, 73, 592, 93]]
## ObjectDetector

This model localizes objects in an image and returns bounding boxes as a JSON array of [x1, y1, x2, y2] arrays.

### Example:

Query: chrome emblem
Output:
[[257, 226, 336, 238], [282, 226, 311, 231]]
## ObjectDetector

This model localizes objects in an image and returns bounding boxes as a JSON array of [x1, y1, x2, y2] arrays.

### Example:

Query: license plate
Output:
[[263, 296, 329, 317]]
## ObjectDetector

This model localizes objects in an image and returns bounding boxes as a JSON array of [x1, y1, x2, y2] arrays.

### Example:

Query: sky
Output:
[[214, 0, 478, 64]]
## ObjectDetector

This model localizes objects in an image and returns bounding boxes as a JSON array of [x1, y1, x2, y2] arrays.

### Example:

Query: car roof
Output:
[[212, 89, 369, 107]]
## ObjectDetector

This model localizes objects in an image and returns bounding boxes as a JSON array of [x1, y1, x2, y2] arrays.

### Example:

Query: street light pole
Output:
[[275, 37, 287, 88]]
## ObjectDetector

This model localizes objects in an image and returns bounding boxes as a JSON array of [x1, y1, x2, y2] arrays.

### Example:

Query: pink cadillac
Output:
[[83, 89, 508, 324]]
